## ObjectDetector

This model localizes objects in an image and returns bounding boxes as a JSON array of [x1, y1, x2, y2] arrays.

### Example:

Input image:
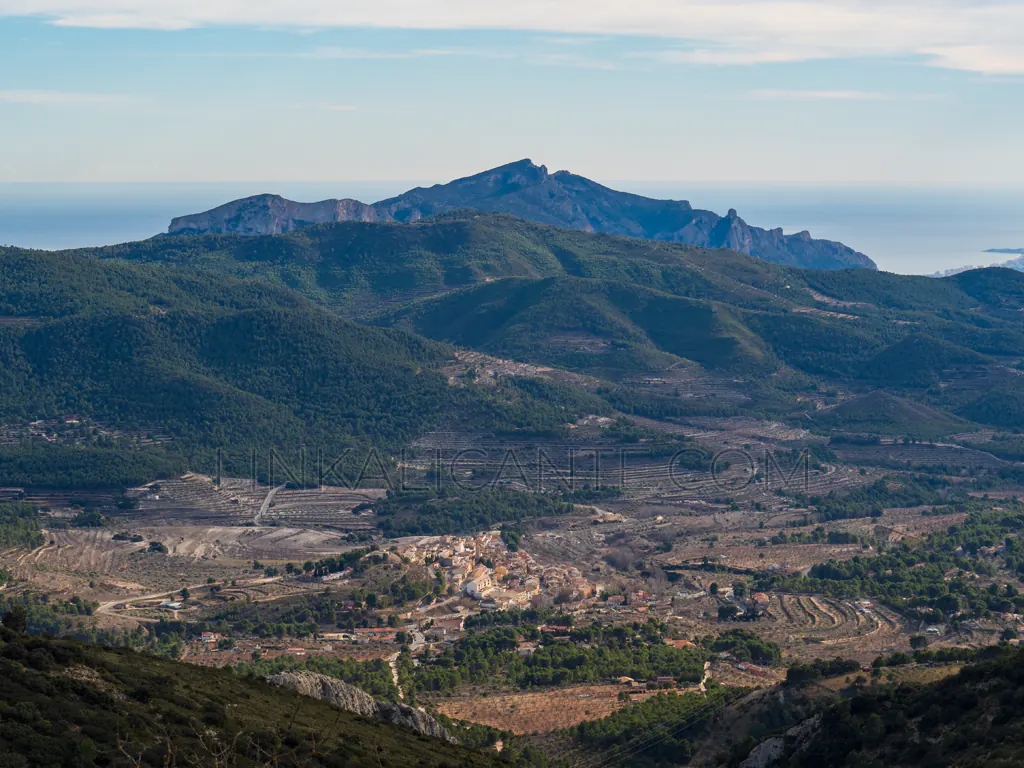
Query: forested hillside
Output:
[[0, 624, 502, 767], [379, 276, 770, 375], [43, 211, 803, 317], [4, 212, 1024, 488], [772, 646, 1024, 767], [0, 248, 603, 485]]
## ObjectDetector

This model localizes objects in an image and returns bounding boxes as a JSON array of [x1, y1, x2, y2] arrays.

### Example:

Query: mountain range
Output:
[[4, 207, 1024, 487], [168, 160, 876, 271]]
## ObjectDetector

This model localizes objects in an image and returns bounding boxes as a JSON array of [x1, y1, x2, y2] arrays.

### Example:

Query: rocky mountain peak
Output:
[[166, 160, 876, 270]]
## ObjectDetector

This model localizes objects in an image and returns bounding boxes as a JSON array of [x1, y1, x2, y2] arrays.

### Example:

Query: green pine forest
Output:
[[3, 211, 1024, 485]]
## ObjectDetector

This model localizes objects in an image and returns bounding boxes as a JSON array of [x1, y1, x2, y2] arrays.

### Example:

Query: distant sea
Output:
[[2, 181, 1023, 276]]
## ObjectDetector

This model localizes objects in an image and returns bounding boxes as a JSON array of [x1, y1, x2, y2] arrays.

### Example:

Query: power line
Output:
[[572, 700, 721, 768], [569, 691, 728, 768]]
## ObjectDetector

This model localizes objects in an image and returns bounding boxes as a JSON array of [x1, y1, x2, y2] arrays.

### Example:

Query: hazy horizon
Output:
[[4, 178, 1023, 276]]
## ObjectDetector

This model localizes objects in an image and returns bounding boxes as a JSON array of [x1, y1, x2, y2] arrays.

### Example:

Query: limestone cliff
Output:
[[266, 671, 455, 743]]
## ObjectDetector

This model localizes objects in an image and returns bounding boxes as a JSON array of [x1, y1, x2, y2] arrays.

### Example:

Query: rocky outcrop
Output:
[[167, 160, 876, 270], [739, 736, 785, 768], [740, 714, 822, 768], [266, 671, 455, 743], [169, 194, 379, 236]]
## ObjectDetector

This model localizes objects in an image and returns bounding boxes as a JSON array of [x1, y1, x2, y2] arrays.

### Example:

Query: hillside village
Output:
[[396, 532, 596, 607]]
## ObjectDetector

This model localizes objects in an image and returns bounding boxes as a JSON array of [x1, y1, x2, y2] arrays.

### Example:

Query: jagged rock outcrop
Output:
[[267, 671, 455, 743], [167, 160, 876, 270], [740, 714, 821, 768]]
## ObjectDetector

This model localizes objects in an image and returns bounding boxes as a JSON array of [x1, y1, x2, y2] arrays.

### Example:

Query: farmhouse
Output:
[[664, 638, 697, 649]]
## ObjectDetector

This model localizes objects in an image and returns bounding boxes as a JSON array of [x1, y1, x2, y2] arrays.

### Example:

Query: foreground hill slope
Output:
[[772, 647, 1024, 768], [0, 625, 498, 767], [168, 160, 876, 270]]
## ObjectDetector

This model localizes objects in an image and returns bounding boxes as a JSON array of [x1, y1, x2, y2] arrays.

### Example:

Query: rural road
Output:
[[96, 575, 283, 617], [254, 484, 287, 525], [699, 661, 712, 694], [389, 653, 404, 700]]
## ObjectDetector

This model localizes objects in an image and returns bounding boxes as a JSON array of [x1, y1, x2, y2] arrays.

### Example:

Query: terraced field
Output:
[[4, 524, 353, 576], [833, 443, 1007, 470], [437, 350, 601, 391], [11, 528, 146, 575], [677, 416, 813, 447], [762, 594, 908, 663], [121, 474, 385, 530], [639, 462, 873, 506], [619, 367, 751, 405], [408, 431, 874, 506], [23, 490, 117, 509], [259, 486, 384, 529]]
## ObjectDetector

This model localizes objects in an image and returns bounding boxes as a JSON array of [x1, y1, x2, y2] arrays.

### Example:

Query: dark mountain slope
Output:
[[168, 160, 876, 270], [8, 309, 459, 450], [805, 268, 974, 311], [76, 212, 805, 317], [744, 312, 888, 378], [9, 215, 1024, 435], [0, 246, 306, 318], [958, 378, 1024, 430], [0, 625, 499, 767], [861, 334, 993, 387], [0, 250, 595, 484], [774, 647, 1024, 768], [378, 276, 771, 375], [814, 390, 971, 438], [950, 266, 1024, 310]]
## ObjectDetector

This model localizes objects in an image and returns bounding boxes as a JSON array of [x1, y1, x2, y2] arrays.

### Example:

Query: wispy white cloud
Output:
[[749, 89, 943, 102], [532, 52, 618, 70], [304, 46, 446, 60], [0, 89, 140, 104], [183, 45, 511, 61], [924, 45, 1024, 76], [751, 89, 888, 101], [637, 48, 820, 66], [537, 35, 610, 47], [2, 1, 1024, 75]]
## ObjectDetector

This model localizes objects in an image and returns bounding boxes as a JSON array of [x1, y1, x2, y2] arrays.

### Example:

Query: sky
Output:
[[1, 1, 1024, 184]]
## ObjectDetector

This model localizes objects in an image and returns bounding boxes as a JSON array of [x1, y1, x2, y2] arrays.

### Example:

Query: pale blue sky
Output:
[[1, 1, 1024, 184]]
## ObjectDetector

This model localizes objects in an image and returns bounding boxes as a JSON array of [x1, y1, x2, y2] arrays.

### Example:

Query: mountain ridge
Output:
[[167, 160, 876, 271]]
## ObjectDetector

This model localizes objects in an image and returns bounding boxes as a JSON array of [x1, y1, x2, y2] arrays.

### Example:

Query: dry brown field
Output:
[[817, 664, 962, 691], [436, 684, 669, 734]]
